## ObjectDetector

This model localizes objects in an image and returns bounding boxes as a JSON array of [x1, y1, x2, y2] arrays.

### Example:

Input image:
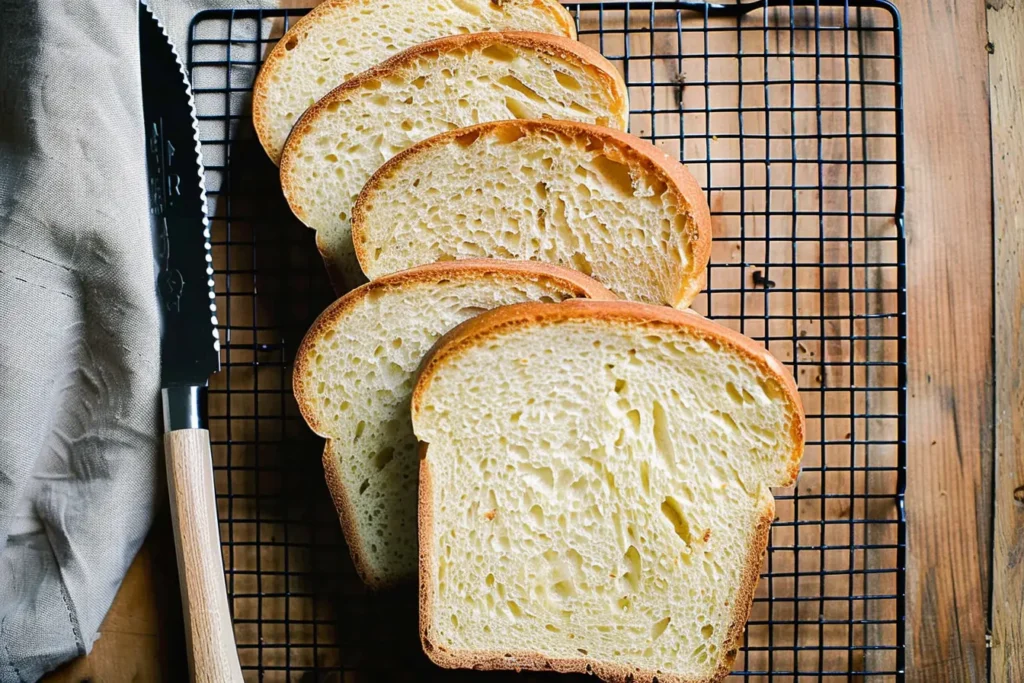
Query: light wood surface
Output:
[[901, 0, 995, 681], [41, 1, 1022, 680], [988, 1, 1024, 680], [165, 429, 245, 683]]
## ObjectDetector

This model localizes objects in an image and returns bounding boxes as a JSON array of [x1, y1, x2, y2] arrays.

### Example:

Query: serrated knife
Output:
[[139, 4, 243, 681]]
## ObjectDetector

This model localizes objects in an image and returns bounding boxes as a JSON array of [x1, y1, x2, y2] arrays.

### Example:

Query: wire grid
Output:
[[188, 1, 906, 680]]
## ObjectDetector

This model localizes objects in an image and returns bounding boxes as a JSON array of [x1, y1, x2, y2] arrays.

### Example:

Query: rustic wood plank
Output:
[[987, 1, 1024, 679], [900, 0, 994, 681]]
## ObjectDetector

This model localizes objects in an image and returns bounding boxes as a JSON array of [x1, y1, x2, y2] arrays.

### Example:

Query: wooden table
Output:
[[44, 0, 1022, 680]]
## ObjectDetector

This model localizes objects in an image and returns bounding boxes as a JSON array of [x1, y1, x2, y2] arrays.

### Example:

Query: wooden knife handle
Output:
[[165, 428, 244, 683]]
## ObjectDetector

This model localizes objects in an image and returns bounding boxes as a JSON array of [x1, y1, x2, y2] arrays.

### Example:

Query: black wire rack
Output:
[[188, 1, 906, 679]]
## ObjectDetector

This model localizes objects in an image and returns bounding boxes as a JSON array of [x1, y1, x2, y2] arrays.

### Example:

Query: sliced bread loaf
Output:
[[292, 260, 613, 587], [412, 300, 805, 682], [352, 120, 712, 307], [279, 32, 630, 288], [253, 0, 576, 163]]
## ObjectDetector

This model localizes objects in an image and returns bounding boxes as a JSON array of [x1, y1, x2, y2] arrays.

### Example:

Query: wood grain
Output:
[[165, 429, 245, 683], [900, 0, 994, 681], [987, 1, 1024, 679]]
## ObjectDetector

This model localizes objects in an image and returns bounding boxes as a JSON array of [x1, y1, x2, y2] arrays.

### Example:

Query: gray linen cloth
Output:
[[0, 1, 279, 680]]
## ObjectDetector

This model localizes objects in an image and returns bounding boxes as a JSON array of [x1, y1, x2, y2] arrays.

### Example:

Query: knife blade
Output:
[[139, 4, 242, 681], [140, 3, 219, 410]]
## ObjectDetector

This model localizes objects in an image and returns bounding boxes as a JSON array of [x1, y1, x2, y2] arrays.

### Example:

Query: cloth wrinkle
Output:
[[0, 630, 25, 683]]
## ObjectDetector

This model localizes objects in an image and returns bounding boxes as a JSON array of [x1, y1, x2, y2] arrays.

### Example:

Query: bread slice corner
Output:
[[412, 299, 804, 681]]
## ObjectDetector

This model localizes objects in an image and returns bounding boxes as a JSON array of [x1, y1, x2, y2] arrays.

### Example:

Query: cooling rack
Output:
[[188, 1, 906, 679]]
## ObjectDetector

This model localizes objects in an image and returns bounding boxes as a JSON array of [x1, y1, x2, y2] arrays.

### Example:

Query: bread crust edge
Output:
[[350, 119, 712, 306]]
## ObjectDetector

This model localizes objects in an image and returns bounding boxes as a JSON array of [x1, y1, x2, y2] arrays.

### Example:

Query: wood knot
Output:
[[1013, 485, 1024, 504]]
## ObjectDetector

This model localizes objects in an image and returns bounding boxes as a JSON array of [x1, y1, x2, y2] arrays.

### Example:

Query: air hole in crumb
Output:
[[358, 479, 370, 494], [284, 37, 298, 50], [456, 306, 488, 318], [555, 70, 583, 91], [493, 124, 528, 144], [504, 97, 531, 119], [481, 44, 517, 62], [724, 381, 745, 405], [373, 447, 394, 471], [454, 128, 482, 147], [661, 496, 693, 546], [651, 616, 671, 639]]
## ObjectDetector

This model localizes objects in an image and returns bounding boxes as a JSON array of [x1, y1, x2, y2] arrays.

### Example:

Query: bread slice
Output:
[[292, 260, 613, 587], [412, 300, 805, 682], [352, 120, 712, 307], [253, 0, 577, 163], [279, 32, 630, 289]]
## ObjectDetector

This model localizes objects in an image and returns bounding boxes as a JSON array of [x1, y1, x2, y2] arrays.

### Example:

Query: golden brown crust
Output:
[[292, 260, 614, 587], [314, 230, 361, 295], [413, 299, 805, 486], [350, 119, 712, 306], [253, 0, 578, 164], [415, 302, 800, 681], [710, 494, 775, 681], [279, 30, 630, 222], [320, 440, 394, 589]]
